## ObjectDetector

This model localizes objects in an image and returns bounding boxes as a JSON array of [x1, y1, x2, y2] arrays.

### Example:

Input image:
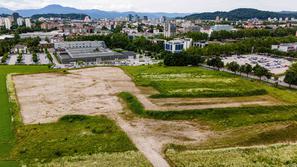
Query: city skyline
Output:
[[1, 0, 297, 13]]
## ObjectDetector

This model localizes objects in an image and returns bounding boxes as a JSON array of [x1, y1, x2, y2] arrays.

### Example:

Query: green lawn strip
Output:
[[33, 151, 152, 167], [10, 115, 137, 166], [121, 65, 297, 103], [119, 92, 297, 129], [0, 160, 19, 167], [166, 144, 297, 167]]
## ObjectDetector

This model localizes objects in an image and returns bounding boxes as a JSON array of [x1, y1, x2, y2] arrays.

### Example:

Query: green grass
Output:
[[0, 65, 59, 159], [119, 92, 297, 129], [166, 144, 297, 167], [33, 151, 152, 167], [121, 66, 297, 102], [10, 115, 137, 166]]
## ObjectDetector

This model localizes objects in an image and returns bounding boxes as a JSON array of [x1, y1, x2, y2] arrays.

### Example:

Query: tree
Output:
[[244, 63, 253, 77], [207, 56, 224, 70], [226, 61, 240, 73], [32, 52, 38, 63], [253, 64, 270, 80], [239, 64, 246, 75], [17, 53, 22, 64], [284, 63, 297, 87]]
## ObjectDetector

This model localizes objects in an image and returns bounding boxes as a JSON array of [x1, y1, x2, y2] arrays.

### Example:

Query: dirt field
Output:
[[12, 67, 275, 167]]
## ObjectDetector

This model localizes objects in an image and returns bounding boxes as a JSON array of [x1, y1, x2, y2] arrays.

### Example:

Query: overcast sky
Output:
[[1, 0, 297, 13]]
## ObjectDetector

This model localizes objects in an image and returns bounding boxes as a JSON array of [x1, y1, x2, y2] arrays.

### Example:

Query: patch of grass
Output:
[[0, 160, 19, 167], [10, 115, 136, 165], [121, 65, 297, 102], [166, 144, 297, 167], [119, 92, 297, 129], [34, 151, 152, 167]]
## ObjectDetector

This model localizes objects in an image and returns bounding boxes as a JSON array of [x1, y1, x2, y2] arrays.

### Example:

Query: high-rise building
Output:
[[25, 18, 31, 28], [164, 22, 176, 37], [17, 18, 24, 26], [4, 18, 12, 30], [160, 16, 166, 23], [128, 14, 133, 22]]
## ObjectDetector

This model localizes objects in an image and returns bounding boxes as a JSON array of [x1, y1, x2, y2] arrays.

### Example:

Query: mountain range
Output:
[[0, 4, 189, 19], [185, 8, 297, 20]]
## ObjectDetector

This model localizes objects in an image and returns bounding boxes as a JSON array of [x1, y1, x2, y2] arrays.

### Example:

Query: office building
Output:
[[164, 38, 193, 53]]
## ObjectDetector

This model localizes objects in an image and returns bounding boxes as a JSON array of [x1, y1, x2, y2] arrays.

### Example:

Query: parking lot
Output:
[[3, 54, 51, 65], [223, 54, 293, 75]]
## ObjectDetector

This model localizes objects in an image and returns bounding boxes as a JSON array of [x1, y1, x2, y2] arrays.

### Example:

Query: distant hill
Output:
[[31, 13, 89, 20], [0, 7, 13, 15], [184, 8, 297, 20], [0, 4, 189, 19]]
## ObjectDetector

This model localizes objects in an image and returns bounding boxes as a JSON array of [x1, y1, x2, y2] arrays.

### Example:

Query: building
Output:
[[54, 41, 136, 64], [84, 16, 91, 23], [25, 18, 32, 28], [4, 18, 11, 30], [211, 25, 234, 32], [17, 18, 24, 26], [11, 45, 27, 54], [20, 31, 61, 40], [164, 38, 193, 53], [164, 23, 176, 38], [272, 43, 297, 52], [193, 41, 208, 48]]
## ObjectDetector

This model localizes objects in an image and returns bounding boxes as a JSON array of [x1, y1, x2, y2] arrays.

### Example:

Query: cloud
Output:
[[0, 0, 297, 13]]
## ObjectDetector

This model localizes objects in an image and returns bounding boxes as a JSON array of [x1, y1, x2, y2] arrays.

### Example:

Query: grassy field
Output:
[[121, 66, 297, 102], [0, 65, 150, 167], [0, 65, 57, 160], [166, 144, 297, 167], [10, 115, 140, 166], [119, 92, 297, 129]]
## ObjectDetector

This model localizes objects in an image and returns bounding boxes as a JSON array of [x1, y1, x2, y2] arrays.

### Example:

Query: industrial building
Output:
[[54, 41, 136, 64]]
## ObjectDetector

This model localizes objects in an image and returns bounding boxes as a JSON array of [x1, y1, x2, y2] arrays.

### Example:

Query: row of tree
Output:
[[226, 61, 272, 80], [186, 36, 297, 58], [210, 28, 297, 41], [163, 52, 204, 66]]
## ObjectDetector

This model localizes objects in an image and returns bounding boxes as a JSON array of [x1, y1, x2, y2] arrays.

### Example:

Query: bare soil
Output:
[[12, 67, 276, 167]]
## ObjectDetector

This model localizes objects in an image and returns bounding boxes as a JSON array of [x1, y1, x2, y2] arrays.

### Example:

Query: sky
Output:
[[1, 0, 297, 13]]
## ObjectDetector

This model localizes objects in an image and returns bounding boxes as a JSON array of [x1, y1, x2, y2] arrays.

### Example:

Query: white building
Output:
[[211, 25, 234, 32], [17, 18, 24, 26], [164, 23, 176, 38], [54, 41, 106, 49], [4, 18, 11, 30], [25, 18, 32, 28], [272, 43, 297, 52], [164, 38, 193, 53]]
